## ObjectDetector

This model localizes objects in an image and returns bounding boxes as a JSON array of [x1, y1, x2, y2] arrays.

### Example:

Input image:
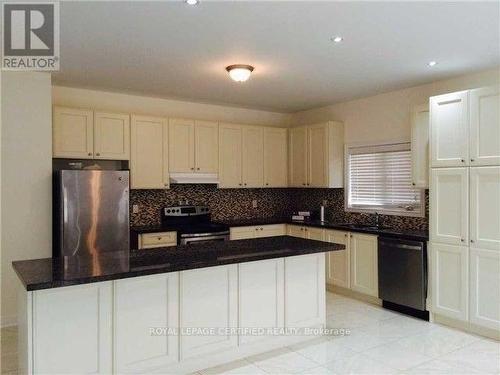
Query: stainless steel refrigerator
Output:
[[53, 170, 130, 258]]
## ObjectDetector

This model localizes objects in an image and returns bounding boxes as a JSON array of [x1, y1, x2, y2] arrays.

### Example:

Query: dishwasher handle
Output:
[[378, 241, 423, 251]]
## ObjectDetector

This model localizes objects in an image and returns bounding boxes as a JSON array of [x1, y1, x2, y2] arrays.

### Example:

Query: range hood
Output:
[[169, 173, 219, 184]]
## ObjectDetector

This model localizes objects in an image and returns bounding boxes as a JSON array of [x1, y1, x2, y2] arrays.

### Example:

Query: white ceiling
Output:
[[53, 1, 500, 113]]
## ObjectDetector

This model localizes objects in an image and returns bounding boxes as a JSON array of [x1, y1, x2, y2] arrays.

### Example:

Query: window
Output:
[[345, 142, 424, 217]]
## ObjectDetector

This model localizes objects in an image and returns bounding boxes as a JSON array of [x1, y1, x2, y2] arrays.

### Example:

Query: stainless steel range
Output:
[[161, 205, 229, 245]]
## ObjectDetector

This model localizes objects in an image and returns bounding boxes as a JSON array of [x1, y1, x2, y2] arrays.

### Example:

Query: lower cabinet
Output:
[[284, 253, 326, 328], [469, 248, 500, 330], [238, 258, 284, 345], [32, 282, 113, 374], [113, 274, 179, 373], [138, 231, 177, 249], [350, 233, 379, 297], [430, 242, 469, 321], [179, 265, 238, 359], [230, 224, 286, 240], [325, 230, 350, 288]]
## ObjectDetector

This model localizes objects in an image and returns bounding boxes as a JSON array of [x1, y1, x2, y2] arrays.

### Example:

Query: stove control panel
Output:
[[163, 205, 210, 217]]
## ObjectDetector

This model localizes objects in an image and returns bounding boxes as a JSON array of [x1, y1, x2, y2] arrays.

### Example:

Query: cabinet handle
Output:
[[88, 152, 92, 156]]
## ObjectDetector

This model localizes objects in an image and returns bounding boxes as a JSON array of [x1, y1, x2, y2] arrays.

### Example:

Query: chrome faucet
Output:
[[374, 212, 381, 227]]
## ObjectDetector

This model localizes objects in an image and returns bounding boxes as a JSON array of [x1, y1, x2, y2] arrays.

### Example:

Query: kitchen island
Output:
[[13, 236, 344, 374]]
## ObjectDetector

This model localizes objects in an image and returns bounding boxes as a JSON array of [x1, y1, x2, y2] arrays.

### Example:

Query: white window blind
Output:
[[346, 143, 424, 216]]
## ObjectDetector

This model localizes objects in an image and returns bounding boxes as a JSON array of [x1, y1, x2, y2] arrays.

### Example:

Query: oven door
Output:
[[180, 232, 230, 245]]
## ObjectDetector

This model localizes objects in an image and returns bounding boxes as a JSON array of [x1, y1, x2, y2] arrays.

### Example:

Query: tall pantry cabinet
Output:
[[430, 86, 500, 334]]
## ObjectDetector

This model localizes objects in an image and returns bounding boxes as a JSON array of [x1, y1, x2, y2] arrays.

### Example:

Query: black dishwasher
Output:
[[378, 237, 428, 320]]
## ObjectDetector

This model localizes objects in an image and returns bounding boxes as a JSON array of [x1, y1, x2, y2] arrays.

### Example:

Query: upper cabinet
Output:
[[469, 86, 500, 166], [169, 119, 218, 175], [264, 128, 288, 187], [94, 112, 130, 160], [219, 123, 288, 188], [430, 87, 499, 168], [430, 91, 469, 167], [53, 106, 94, 159], [288, 121, 344, 188], [242, 126, 264, 188], [53, 106, 130, 160], [130, 115, 169, 189], [411, 104, 429, 188]]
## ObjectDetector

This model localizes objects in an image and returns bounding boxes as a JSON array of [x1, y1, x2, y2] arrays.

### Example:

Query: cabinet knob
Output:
[[460, 238, 464, 242], [470, 239, 474, 243], [265, 183, 269, 186], [350, 234, 353, 238], [244, 183, 247, 186], [305, 228, 308, 232], [255, 228, 259, 231], [239, 183, 242, 186], [157, 237, 162, 240], [302, 183, 306, 186], [470, 159, 474, 162], [344, 234, 348, 237], [461, 159, 465, 163], [412, 182, 416, 186], [88, 152, 92, 156], [96, 153, 100, 156], [164, 183, 168, 187], [191, 167, 194, 170], [197, 167, 200, 170], [300, 228, 304, 231], [260, 228, 264, 230]]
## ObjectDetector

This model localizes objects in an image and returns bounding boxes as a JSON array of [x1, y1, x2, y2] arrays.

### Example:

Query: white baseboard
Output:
[[1, 315, 17, 328]]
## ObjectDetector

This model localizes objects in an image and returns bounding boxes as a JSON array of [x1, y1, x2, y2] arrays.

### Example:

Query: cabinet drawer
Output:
[[139, 232, 177, 249]]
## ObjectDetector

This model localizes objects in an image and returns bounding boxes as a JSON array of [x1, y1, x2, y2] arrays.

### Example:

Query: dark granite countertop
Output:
[[216, 218, 429, 241], [13, 236, 344, 291]]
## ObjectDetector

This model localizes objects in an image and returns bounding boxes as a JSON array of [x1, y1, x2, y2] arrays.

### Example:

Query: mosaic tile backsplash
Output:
[[130, 185, 428, 232]]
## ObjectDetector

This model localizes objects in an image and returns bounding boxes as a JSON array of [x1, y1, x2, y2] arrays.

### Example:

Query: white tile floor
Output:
[[199, 293, 500, 375], [1, 292, 498, 374]]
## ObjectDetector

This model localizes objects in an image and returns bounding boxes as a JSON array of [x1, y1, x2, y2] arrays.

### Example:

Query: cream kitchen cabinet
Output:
[[430, 91, 469, 167], [94, 112, 130, 160], [469, 247, 500, 330], [32, 282, 113, 374], [470, 86, 500, 166], [168, 119, 218, 174], [469, 166, 500, 251], [114, 273, 179, 373], [430, 242, 468, 321], [242, 126, 264, 188], [264, 127, 288, 187], [179, 265, 238, 359], [411, 104, 430, 188], [130, 115, 169, 189], [350, 232, 378, 297], [53, 106, 130, 160], [325, 229, 350, 288], [287, 225, 324, 241], [284, 253, 326, 328], [218, 123, 243, 188], [238, 258, 284, 345], [53, 106, 94, 158], [430, 168, 469, 245], [288, 121, 344, 188], [138, 232, 177, 249], [230, 224, 286, 240]]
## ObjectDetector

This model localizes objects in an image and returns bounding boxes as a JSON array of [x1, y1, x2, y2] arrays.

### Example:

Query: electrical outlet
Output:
[[322, 200, 328, 206], [132, 204, 139, 214], [252, 200, 258, 208]]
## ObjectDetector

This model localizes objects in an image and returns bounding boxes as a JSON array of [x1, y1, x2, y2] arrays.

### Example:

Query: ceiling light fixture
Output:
[[331, 36, 343, 43], [226, 64, 254, 82], [185, 0, 199, 5], [428, 61, 438, 67]]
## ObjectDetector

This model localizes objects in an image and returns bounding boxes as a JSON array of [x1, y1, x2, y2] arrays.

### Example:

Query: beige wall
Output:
[[1, 72, 52, 327], [290, 68, 500, 144], [52, 86, 291, 127]]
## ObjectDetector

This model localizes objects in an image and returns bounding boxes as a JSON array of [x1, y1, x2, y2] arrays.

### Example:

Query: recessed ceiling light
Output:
[[331, 36, 343, 43], [428, 61, 438, 67], [226, 65, 254, 82], [185, 0, 199, 5]]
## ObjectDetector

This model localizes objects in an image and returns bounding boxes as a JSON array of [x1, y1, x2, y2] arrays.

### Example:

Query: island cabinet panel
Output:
[[114, 273, 179, 373], [284, 253, 326, 328], [238, 258, 285, 345], [32, 282, 112, 374], [179, 265, 238, 359]]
